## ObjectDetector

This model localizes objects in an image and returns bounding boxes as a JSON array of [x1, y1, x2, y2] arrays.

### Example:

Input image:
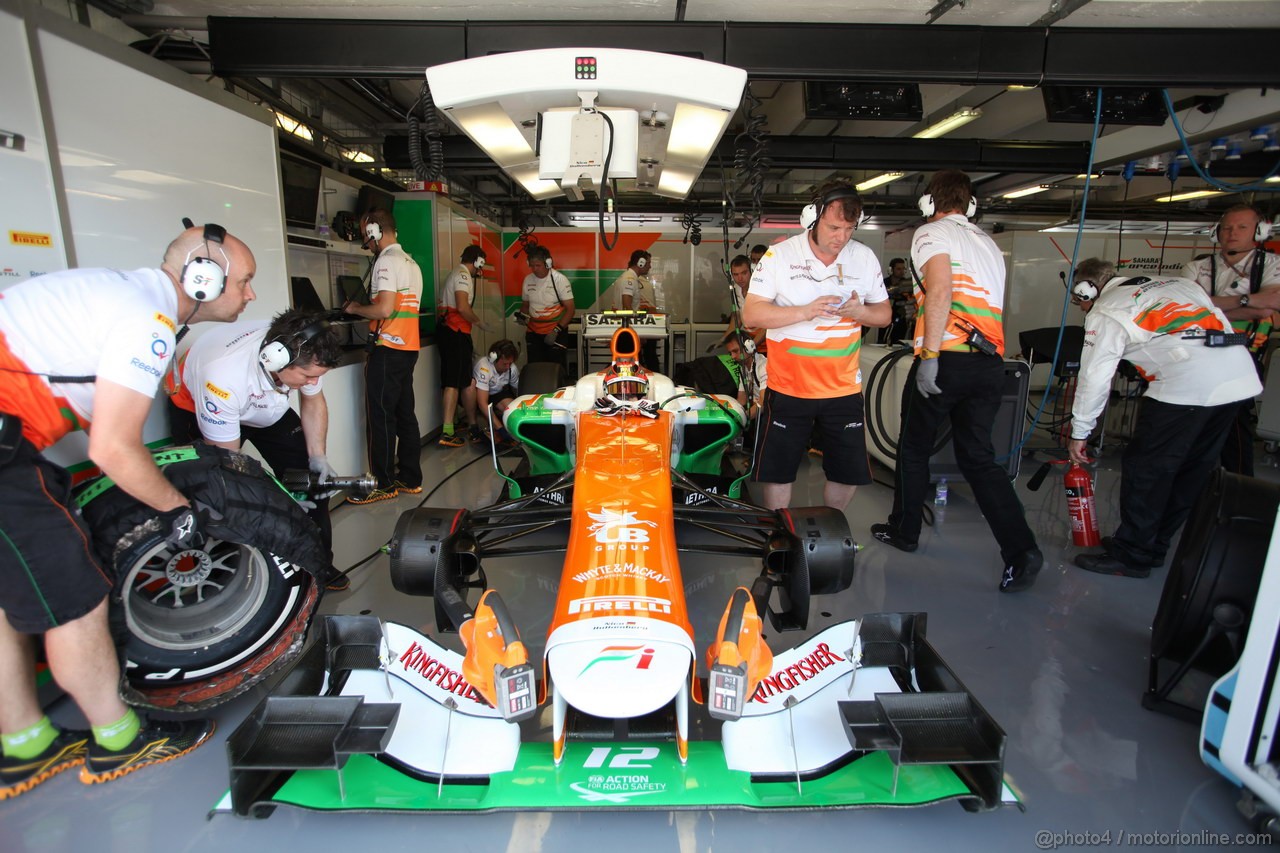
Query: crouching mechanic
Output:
[[0, 224, 257, 799], [464, 339, 520, 445], [1067, 258, 1262, 578], [167, 309, 348, 591]]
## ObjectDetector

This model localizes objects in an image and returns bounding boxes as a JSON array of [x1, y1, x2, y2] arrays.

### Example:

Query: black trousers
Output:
[[168, 404, 332, 569], [525, 330, 566, 369], [887, 353, 1037, 562], [1219, 353, 1262, 476], [1111, 397, 1237, 565], [365, 347, 422, 490]]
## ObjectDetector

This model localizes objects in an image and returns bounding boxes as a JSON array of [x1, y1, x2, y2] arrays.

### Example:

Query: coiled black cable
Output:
[[732, 89, 770, 250], [407, 81, 444, 182]]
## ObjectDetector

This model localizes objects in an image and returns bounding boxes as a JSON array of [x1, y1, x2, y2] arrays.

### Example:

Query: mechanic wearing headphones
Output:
[[614, 249, 660, 369], [710, 254, 766, 353], [742, 178, 890, 512], [0, 225, 256, 798], [1067, 258, 1262, 578], [343, 208, 424, 503], [1181, 204, 1280, 476], [464, 339, 521, 445], [872, 170, 1043, 593], [518, 245, 575, 366], [166, 308, 348, 591], [437, 245, 486, 448]]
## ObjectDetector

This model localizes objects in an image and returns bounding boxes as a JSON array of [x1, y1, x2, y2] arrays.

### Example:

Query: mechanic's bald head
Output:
[[162, 226, 257, 322]]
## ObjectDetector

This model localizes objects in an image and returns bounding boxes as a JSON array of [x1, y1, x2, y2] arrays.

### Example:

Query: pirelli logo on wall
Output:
[[10, 231, 53, 248]]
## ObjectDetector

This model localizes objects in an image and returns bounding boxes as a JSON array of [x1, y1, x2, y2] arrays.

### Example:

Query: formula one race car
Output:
[[221, 326, 1014, 818]]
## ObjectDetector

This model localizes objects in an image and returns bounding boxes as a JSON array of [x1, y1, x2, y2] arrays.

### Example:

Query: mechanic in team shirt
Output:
[[742, 178, 890, 512], [518, 245, 575, 367], [464, 338, 521, 445], [437, 245, 486, 448], [0, 224, 255, 798], [1067, 257, 1261, 579], [166, 308, 348, 591]]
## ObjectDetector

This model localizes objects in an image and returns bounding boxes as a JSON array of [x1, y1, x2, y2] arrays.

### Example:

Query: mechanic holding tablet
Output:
[[166, 308, 349, 592], [0, 225, 256, 799]]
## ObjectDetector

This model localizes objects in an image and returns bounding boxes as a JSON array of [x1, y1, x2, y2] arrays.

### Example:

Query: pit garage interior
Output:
[[4, 0, 1280, 849]]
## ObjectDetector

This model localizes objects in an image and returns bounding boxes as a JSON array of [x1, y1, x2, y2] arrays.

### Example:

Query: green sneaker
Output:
[[80, 718, 215, 785], [0, 728, 89, 800]]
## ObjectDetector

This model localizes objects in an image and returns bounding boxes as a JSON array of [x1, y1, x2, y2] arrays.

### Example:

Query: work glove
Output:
[[545, 328, 566, 349], [915, 357, 943, 398], [513, 311, 529, 326], [158, 500, 221, 552], [309, 454, 336, 484]]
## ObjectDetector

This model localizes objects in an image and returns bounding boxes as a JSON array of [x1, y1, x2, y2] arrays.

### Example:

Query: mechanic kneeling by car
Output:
[[0, 225, 257, 799], [166, 308, 349, 591]]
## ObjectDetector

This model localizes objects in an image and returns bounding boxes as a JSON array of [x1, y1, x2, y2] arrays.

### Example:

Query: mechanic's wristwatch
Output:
[[920, 349, 940, 360], [1239, 294, 1251, 308]]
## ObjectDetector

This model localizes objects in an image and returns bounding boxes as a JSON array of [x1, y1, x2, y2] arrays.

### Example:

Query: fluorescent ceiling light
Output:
[[913, 107, 982, 139], [452, 104, 535, 168], [1156, 189, 1226, 202], [509, 163, 563, 200], [656, 166, 696, 199], [1266, 176, 1280, 184], [1003, 185, 1050, 199], [273, 110, 312, 142], [1073, 173, 1103, 179], [856, 172, 907, 191], [343, 150, 374, 164], [667, 103, 732, 163], [1006, 85, 1038, 92]]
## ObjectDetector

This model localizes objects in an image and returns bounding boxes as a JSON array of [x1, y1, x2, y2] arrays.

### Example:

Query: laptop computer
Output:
[[336, 275, 370, 306]]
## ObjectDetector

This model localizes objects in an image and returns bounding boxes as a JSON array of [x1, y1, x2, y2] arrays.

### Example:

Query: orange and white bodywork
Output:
[[546, 329, 696, 764]]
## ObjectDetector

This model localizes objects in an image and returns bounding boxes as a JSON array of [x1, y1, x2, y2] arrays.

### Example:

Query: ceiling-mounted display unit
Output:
[[1043, 86, 1168, 126], [804, 82, 923, 121], [426, 48, 747, 201]]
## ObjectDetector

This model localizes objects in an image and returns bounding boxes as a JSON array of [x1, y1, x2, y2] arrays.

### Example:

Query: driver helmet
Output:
[[603, 357, 650, 401]]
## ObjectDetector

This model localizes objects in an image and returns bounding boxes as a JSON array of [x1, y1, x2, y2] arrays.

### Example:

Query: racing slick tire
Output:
[[77, 444, 326, 708]]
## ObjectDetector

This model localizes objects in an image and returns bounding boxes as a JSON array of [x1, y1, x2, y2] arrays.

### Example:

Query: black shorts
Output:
[[438, 325, 474, 390], [0, 440, 113, 632], [751, 390, 871, 486]]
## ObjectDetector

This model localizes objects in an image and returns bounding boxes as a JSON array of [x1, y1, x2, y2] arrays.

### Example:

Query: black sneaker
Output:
[[999, 547, 1044, 593], [0, 728, 89, 800], [80, 718, 215, 785], [1074, 552, 1150, 579], [468, 425, 486, 445], [870, 523, 918, 553], [1101, 536, 1163, 568]]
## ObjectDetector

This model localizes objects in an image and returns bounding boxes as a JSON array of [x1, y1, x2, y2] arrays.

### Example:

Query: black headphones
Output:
[[180, 223, 229, 302], [800, 188, 862, 231], [259, 319, 331, 373]]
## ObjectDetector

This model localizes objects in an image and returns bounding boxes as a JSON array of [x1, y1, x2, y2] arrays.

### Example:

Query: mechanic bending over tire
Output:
[[871, 171, 1044, 594], [166, 308, 349, 591], [0, 224, 256, 799]]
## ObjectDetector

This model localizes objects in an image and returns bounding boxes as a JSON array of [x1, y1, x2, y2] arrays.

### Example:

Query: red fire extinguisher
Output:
[[1063, 463, 1101, 547]]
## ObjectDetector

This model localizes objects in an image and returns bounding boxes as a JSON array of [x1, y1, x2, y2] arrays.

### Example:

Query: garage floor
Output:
[[3, 433, 1278, 852]]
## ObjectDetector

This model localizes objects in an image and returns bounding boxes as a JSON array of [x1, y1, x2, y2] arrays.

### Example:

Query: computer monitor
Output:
[[290, 277, 327, 313], [336, 275, 370, 306]]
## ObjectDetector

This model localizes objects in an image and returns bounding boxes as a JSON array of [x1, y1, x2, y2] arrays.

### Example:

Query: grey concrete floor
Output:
[[3, 435, 1278, 852]]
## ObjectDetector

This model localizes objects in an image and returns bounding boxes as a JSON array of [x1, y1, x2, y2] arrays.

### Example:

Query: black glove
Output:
[[158, 500, 221, 552]]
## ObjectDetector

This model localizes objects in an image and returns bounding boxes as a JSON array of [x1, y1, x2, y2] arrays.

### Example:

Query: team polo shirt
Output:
[[441, 264, 475, 334], [370, 243, 423, 351], [1182, 249, 1280, 351], [0, 267, 178, 449], [749, 232, 886, 398], [1071, 276, 1262, 437], [472, 356, 520, 395], [167, 321, 323, 444], [613, 268, 657, 311], [521, 270, 574, 334], [910, 214, 1007, 355]]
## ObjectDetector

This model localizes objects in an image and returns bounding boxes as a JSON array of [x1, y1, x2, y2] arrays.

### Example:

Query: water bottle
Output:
[[317, 213, 330, 239], [934, 478, 948, 506]]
